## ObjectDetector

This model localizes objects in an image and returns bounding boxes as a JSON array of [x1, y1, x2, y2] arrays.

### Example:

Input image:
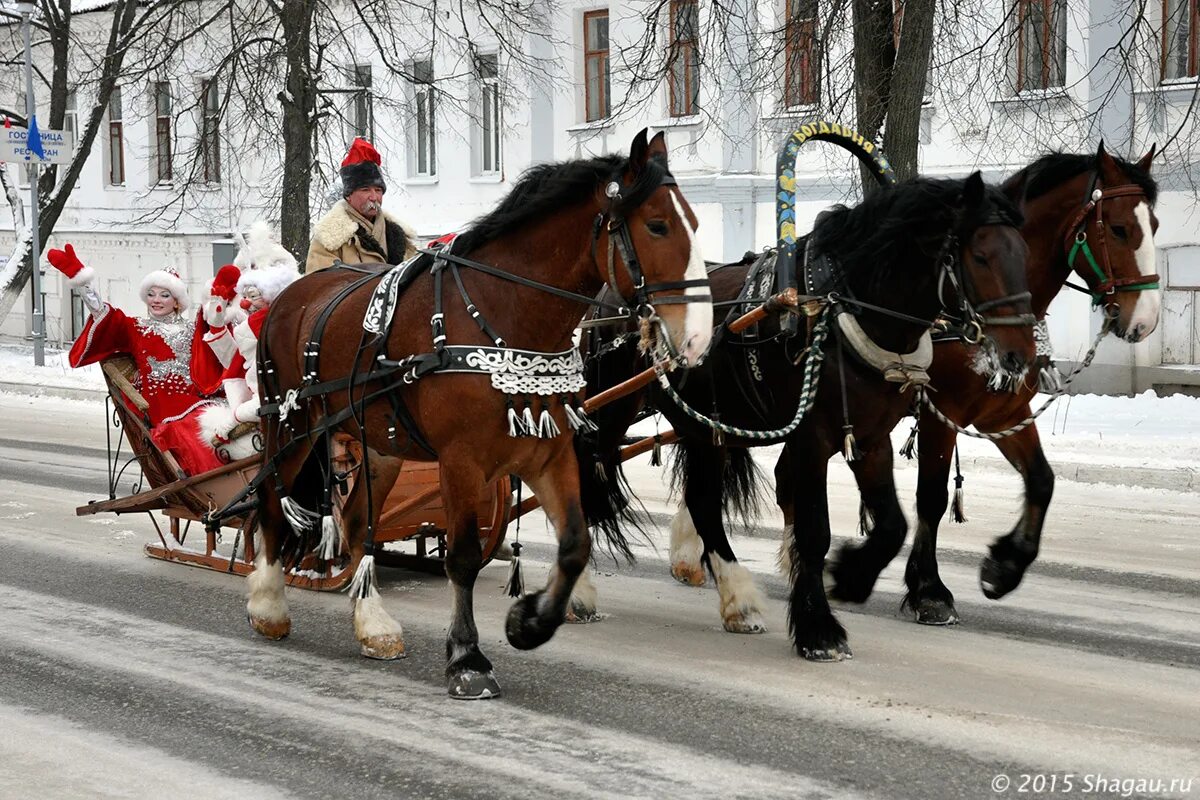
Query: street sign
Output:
[[0, 126, 74, 164]]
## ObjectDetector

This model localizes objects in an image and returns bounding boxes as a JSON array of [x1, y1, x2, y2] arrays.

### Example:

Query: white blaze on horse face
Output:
[[1127, 202, 1161, 341], [669, 191, 713, 366]]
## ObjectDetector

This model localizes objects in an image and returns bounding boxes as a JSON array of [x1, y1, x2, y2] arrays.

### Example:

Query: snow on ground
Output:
[[2, 341, 1197, 473], [629, 389, 1200, 473], [0, 342, 104, 391]]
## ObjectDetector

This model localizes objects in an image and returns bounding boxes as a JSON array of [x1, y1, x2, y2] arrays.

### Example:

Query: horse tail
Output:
[[574, 427, 649, 565], [668, 443, 767, 531]]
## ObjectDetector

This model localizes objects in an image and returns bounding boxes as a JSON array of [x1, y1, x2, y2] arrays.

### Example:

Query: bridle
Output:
[[1064, 174, 1160, 306], [591, 173, 712, 318], [933, 212, 1036, 344]]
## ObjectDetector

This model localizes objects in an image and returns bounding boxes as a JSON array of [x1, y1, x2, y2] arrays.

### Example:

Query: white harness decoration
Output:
[[836, 312, 933, 387]]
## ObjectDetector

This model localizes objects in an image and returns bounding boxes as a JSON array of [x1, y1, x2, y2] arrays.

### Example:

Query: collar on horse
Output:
[[1064, 174, 1160, 305]]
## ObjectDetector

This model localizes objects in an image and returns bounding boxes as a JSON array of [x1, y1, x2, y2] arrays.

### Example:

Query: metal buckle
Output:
[[963, 320, 983, 344]]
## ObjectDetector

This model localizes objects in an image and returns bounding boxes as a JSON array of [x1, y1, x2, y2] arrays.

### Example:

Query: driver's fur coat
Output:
[[306, 199, 417, 273]]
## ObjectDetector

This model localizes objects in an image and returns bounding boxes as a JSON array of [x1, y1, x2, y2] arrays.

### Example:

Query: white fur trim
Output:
[[140, 269, 190, 311], [67, 265, 95, 289], [312, 200, 416, 251], [198, 404, 257, 461], [237, 262, 300, 304], [234, 220, 299, 273]]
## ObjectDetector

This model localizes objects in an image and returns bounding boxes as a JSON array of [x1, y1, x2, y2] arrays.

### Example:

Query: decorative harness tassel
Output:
[[538, 407, 560, 438], [318, 511, 339, 561], [951, 446, 967, 523], [347, 552, 379, 602], [843, 426, 860, 463], [280, 496, 320, 536], [521, 401, 537, 438], [505, 479, 525, 597], [650, 434, 663, 467]]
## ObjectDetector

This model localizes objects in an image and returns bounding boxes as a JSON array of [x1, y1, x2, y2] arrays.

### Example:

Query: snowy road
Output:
[[1, 394, 1198, 799]]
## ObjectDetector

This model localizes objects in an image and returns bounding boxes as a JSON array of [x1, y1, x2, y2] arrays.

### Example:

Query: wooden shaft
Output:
[[102, 361, 150, 413], [583, 366, 659, 413], [726, 288, 799, 335]]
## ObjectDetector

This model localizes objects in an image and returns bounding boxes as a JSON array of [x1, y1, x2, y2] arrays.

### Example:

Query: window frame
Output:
[[153, 80, 173, 184], [668, 0, 700, 117], [584, 10, 612, 122], [350, 64, 374, 141], [1015, 0, 1067, 93], [412, 59, 437, 177], [1162, 0, 1200, 81], [200, 77, 221, 183], [107, 86, 125, 187], [784, 0, 819, 108], [477, 53, 502, 175]]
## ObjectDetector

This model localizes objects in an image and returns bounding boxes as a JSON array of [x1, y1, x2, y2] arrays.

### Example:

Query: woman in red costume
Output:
[[49, 243, 223, 476]]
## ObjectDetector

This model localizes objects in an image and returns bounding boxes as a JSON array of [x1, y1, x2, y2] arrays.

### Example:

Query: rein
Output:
[[1064, 177, 1160, 305]]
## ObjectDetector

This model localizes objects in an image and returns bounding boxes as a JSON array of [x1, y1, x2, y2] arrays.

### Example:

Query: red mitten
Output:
[[47, 243, 94, 288]]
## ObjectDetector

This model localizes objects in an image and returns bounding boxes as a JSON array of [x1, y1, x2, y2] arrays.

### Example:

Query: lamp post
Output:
[[16, 0, 42, 366]]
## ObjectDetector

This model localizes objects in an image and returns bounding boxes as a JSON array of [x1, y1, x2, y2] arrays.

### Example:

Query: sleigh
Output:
[[76, 355, 513, 590]]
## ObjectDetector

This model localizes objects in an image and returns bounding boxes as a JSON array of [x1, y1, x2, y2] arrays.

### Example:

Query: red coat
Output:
[[71, 304, 222, 476]]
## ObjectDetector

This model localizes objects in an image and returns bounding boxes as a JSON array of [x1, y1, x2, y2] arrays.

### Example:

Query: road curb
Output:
[[0, 380, 106, 403], [0, 379, 1192, 493]]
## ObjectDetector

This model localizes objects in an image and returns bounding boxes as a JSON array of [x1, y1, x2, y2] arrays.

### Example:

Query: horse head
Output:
[[951, 171, 1037, 390], [1081, 142, 1160, 342], [597, 130, 713, 366]]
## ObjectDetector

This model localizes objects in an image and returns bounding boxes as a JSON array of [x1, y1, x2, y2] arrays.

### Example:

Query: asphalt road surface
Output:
[[1, 394, 1198, 799]]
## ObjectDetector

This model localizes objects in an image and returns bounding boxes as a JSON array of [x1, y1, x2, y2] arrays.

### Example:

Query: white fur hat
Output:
[[237, 261, 300, 305], [234, 220, 298, 272], [140, 267, 190, 311]]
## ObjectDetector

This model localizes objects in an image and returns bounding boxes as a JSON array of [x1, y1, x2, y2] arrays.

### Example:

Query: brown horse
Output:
[[900, 143, 1160, 624], [244, 130, 712, 699]]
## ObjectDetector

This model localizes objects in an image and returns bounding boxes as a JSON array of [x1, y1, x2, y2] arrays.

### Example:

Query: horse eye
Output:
[[646, 220, 670, 237], [1111, 224, 1128, 241]]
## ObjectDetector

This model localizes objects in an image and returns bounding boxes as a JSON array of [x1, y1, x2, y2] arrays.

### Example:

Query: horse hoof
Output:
[[360, 633, 406, 660], [800, 642, 852, 662], [723, 611, 767, 634], [979, 556, 1022, 600], [828, 549, 878, 604], [914, 600, 960, 626], [448, 670, 502, 700], [670, 562, 706, 587], [505, 592, 558, 650], [248, 613, 290, 640], [565, 600, 602, 624]]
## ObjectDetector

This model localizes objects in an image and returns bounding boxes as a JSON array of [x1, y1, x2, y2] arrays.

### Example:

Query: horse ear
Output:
[[629, 128, 650, 173], [646, 131, 668, 167], [1137, 143, 1157, 173], [961, 171, 986, 214], [1096, 139, 1123, 183]]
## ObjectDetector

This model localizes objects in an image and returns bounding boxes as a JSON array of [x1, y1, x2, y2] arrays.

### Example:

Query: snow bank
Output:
[[0, 342, 105, 391]]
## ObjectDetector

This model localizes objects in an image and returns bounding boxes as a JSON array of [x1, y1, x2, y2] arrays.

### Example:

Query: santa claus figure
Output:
[[49, 244, 223, 477], [194, 222, 301, 460], [194, 263, 245, 371]]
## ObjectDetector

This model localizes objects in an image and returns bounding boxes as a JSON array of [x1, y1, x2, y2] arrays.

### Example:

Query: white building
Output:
[[2, 0, 1198, 395]]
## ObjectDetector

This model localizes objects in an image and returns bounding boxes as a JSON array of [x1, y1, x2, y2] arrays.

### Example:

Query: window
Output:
[[411, 60, 436, 177], [350, 65, 373, 140], [784, 0, 819, 107], [153, 81, 172, 183], [584, 11, 612, 121], [668, 0, 699, 116], [201, 78, 220, 183], [1015, 0, 1066, 92], [108, 86, 124, 186], [1164, 0, 1198, 80], [477, 53, 501, 174]]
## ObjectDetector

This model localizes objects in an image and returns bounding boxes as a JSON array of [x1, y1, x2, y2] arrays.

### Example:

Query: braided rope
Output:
[[920, 319, 1111, 440], [654, 305, 832, 441]]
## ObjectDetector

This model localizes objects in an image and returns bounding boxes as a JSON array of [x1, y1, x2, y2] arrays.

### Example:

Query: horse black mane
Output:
[[1015, 152, 1158, 205], [811, 176, 1022, 280], [453, 153, 671, 254]]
